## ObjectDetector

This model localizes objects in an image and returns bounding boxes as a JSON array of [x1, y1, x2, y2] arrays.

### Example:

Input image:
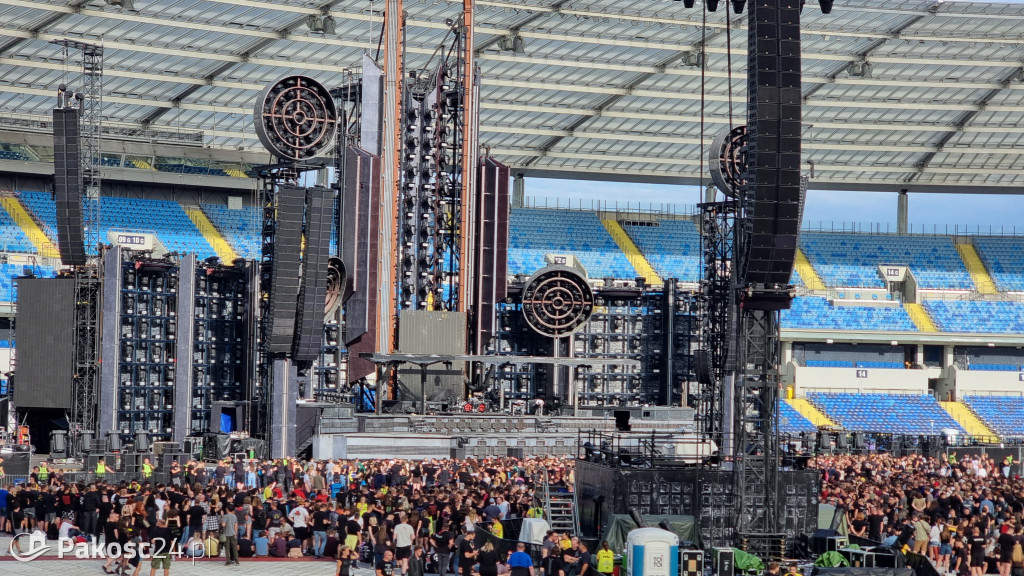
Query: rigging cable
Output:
[[699, 1, 707, 193]]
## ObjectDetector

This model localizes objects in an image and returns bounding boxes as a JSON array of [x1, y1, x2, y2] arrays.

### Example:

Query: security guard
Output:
[[37, 461, 49, 484], [95, 458, 106, 479], [142, 457, 153, 480], [596, 541, 615, 576]]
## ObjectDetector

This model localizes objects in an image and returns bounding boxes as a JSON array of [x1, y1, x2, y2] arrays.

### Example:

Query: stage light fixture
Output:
[[683, 0, 696, 7], [707, 0, 719, 11], [731, 0, 745, 13], [819, 0, 833, 13], [322, 15, 337, 35]]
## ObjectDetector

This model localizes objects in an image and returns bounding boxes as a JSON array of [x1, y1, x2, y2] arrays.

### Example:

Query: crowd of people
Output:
[[0, 456, 591, 576], [811, 452, 1024, 576]]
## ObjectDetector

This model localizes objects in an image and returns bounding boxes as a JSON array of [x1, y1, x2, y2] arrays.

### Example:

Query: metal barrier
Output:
[[475, 520, 544, 566], [577, 429, 720, 469]]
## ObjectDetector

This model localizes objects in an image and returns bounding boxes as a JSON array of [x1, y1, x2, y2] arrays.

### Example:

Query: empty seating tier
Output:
[[20, 191, 216, 258], [923, 300, 1024, 334], [808, 393, 966, 435], [0, 204, 36, 253], [621, 219, 701, 282], [800, 232, 972, 289], [778, 400, 818, 434], [200, 204, 260, 260], [508, 208, 634, 278], [962, 396, 1024, 438], [974, 237, 1024, 292], [782, 297, 916, 331]]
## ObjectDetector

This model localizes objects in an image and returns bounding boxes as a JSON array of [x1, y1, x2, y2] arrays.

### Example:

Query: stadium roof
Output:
[[1, 0, 1024, 193]]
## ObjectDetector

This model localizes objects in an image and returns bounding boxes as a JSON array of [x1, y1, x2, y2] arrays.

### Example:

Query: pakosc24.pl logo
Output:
[[8, 533, 196, 563]]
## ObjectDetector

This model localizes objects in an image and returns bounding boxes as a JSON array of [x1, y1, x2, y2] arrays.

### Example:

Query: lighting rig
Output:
[[396, 16, 474, 312]]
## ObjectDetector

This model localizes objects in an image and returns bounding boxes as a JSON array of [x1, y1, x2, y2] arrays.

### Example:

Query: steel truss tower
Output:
[[52, 38, 103, 435], [395, 10, 475, 314]]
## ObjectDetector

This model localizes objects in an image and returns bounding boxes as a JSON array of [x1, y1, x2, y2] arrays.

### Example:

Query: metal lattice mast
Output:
[[52, 38, 103, 435]]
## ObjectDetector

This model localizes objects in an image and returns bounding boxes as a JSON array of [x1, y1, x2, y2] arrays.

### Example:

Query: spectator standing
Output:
[[510, 542, 536, 576], [221, 503, 240, 566], [313, 503, 331, 558], [459, 530, 478, 576], [477, 541, 500, 576], [395, 513, 416, 572], [377, 549, 398, 576]]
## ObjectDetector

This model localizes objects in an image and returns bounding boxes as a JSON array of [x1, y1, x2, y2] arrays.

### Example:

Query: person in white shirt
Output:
[[289, 502, 311, 551], [393, 514, 416, 573]]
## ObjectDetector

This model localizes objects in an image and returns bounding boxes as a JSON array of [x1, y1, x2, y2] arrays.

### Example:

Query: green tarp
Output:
[[601, 514, 699, 552]]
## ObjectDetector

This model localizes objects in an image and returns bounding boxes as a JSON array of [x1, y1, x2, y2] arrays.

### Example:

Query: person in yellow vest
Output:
[[490, 516, 503, 539], [526, 504, 545, 518], [142, 457, 154, 480], [37, 461, 49, 485], [596, 541, 614, 576], [95, 458, 106, 479]]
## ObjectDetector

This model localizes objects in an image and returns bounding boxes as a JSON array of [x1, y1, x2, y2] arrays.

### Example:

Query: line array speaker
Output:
[[293, 186, 333, 363], [53, 107, 87, 266], [267, 184, 306, 355], [343, 147, 382, 382], [744, 0, 802, 286], [472, 157, 510, 353]]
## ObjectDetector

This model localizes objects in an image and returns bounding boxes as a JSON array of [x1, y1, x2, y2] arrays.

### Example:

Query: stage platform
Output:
[[312, 411, 696, 459]]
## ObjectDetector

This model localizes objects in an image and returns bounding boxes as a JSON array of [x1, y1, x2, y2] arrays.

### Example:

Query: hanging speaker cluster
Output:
[[254, 75, 338, 161], [521, 266, 594, 337]]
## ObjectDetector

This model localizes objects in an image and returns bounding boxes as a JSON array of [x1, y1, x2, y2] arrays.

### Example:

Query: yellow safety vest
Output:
[[597, 549, 615, 573], [492, 520, 503, 539], [96, 462, 106, 474], [38, 465, 48, 481], [142, 463, 153, 477]]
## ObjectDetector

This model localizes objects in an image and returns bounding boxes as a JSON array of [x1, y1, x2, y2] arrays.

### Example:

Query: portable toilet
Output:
[[624, 527, 679, 576]]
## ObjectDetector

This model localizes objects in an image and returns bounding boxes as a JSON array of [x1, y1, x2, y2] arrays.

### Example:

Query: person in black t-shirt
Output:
[[459, 531, 478, 576], [238, 538, 255, 558], [432, 523, 454, 576], [377, 549, 397, 576]]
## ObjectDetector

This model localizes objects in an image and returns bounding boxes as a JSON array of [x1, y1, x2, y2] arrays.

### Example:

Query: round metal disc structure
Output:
[[325, 257, 346, 320], [254, 75, 338, 161], [521, 266, 594, 337], [709, 125, 748, 198]]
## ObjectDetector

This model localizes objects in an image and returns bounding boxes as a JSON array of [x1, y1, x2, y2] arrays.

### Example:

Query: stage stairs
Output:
[[542, 468, 579, 535]]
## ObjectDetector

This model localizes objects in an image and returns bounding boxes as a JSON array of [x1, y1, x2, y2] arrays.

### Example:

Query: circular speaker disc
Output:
[[709, 125, 748, 198], [521, 265, 594, 337], [254, 75, 339, 161]]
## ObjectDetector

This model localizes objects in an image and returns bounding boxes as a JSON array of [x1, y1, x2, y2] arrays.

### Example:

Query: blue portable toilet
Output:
[[624, 527, 679, 576]]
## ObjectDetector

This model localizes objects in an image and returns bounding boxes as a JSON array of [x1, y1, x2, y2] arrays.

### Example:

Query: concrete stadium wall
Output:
[[794, 366, 929, 395], [954, 367, 1024, 397]]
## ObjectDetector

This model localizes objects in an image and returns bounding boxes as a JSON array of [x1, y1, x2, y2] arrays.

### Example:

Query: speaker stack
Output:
[[292, 186, 333, 363], [53, 107, 87, 266], [744, 0, 802, 286], [267, 184, 306, 355]]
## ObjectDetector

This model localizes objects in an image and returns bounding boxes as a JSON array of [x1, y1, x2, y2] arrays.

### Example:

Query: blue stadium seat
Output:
[[20, 191, 216, 258], [963, 396, 1024, 438], [508, 208, 634, 278], [974, 238, 1024, 292], [808, 393, 966, 435], [923, 300, 1024, 334], [800, 232, 971, 289], [0, 205, 36, 253], [968, 363, 1019, 372], [779, 400, 817, 434], [782, 297, 916, 331], [201, 204, 260, 260], [0, 263, 57, 302], [621, 220, 701, 281]]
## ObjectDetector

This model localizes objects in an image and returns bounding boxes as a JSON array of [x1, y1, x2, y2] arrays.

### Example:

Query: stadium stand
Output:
[[620, 219, 701, 282], [508, 208, 634, 278], [0, 205, 37, 253], [778, 400, 817, 434], [19, 191, 216, 258], [923, 300, 1024, 334], [807, 392, 966, 435], [782, 296, 916, 331], [962, 396, 1024, 439], [0, 263, 57, 301], [973, 237, 1024, 292], [800, 232, 972, 289], [200, 204, 260, 260], [0, 149, 29, 161]]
